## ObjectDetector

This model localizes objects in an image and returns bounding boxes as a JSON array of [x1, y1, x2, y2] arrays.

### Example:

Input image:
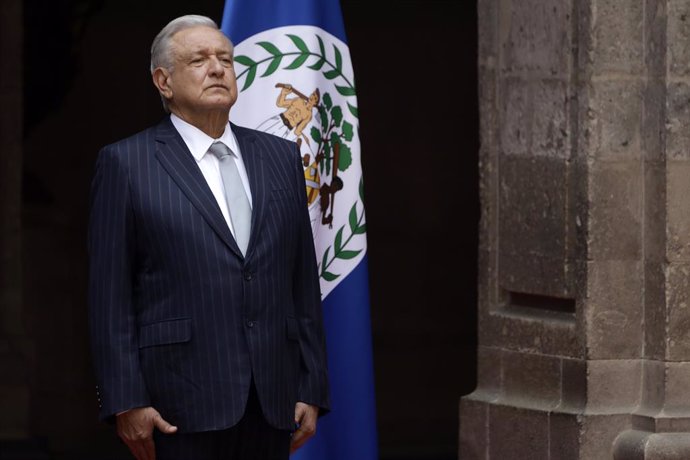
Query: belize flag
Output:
[[221, 1, 378, 459]]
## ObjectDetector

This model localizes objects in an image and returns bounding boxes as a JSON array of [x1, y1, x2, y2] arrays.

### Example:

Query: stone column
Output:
[[461, 1, 690, 459], [0, 0, 30, 441]]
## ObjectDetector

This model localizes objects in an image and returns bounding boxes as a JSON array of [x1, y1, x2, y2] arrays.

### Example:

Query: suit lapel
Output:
[[233, 123, 267, 261], [153, 118, 244, 259]]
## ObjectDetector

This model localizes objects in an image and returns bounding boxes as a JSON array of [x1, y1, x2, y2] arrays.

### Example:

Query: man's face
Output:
[[165, 26, 238, 116]]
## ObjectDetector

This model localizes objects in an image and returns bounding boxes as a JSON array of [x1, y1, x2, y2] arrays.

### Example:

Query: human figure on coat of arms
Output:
[[257, 83, 324, 210], [257, 83, 345, 232], [257, 83, 320, 164]]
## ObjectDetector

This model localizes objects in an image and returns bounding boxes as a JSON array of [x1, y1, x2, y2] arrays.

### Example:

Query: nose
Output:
[[208, 56, 224, 76]]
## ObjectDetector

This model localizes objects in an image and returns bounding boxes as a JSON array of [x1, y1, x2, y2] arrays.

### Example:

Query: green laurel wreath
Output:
[[234, 34, 366, 282], [319, 178, 367, 281], [234, 34, 359, 119]]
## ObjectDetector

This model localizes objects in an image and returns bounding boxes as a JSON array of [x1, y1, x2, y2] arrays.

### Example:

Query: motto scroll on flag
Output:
[[221, 1, 378, 459]]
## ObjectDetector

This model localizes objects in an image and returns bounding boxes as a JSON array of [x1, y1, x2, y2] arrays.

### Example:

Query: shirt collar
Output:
[[170, 113, 241, 162]]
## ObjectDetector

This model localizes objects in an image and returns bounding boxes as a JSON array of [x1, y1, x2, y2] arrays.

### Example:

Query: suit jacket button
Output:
[[246, 320, 255, 328], [243, 271, 253, 281]]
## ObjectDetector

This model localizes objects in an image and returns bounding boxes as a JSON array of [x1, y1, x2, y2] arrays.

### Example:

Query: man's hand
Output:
[[116, 407, 177, 460], [290, 402, 319, 453]]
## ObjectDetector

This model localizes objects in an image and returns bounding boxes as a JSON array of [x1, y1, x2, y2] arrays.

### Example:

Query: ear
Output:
[[152, 67, 173, 99]]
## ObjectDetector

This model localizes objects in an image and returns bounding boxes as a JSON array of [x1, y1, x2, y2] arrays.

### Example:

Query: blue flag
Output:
[[221, 1, 378, 459]]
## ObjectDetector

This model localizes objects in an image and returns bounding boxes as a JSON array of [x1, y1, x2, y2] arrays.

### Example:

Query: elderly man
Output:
[[88, 15, 329, 460]]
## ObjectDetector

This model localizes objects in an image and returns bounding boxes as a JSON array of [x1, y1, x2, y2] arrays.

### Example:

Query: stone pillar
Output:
[[0, 0, 30, 441], [461, 1, 690, 459]]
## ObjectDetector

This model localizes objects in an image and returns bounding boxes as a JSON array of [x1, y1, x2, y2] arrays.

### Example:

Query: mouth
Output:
[[206, 84, 228, 91]]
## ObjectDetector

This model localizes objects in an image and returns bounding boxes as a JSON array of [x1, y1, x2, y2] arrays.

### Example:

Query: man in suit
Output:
[[88, 15, 329, 460]]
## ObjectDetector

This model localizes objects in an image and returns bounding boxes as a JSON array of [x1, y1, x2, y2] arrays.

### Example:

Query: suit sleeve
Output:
[[290, 144, 331, 413], [88, 146, 150, 421]]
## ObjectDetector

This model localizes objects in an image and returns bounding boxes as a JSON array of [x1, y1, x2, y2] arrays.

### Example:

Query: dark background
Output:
[[18, 0, 478, 458]]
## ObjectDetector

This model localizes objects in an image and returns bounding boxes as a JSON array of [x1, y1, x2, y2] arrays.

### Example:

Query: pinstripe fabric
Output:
[[88, 117, 329, 433]]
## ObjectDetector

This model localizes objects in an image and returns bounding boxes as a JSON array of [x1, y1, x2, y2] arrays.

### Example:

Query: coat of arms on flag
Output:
[[231, 27, 365, 298]]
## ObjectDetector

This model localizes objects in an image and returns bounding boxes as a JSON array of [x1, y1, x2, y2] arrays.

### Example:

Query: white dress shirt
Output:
[[170, 114, 253, 237]]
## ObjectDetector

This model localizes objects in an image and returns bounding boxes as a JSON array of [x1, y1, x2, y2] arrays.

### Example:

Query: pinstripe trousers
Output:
[[153, 382, 291, 460]]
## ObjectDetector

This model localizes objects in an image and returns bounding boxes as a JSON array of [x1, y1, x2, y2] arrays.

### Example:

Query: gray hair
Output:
[[150, 15, 230, 112], [150, 15, 220, 72]]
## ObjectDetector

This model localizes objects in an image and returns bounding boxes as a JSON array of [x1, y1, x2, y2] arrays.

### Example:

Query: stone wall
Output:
[[462, 1, 690, 459]]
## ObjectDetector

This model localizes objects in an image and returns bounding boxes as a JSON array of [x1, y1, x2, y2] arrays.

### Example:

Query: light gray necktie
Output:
[[208, 141, 252, 255]]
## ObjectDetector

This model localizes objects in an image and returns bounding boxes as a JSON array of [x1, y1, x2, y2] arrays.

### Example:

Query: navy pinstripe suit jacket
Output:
[[88, 117, 329, 433]]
